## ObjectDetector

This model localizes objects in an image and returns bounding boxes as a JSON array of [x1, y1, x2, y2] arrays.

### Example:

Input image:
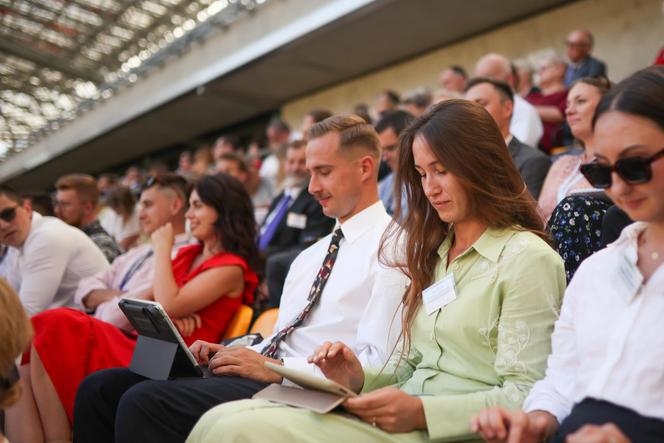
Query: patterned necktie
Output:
[[261, 227, 344, 359], [258, 193, 293, 251]]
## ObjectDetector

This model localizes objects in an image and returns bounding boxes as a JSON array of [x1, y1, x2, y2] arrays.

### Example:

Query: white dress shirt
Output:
[[524, 222, 664, 423], [511, 95, 544, 148], [250, 201, 408, 383], [74, 233, 193, 330], [3, 212, 109, 316]]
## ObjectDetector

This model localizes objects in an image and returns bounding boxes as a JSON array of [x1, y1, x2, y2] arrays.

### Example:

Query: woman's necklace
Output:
[[641, 229, 663, 260]]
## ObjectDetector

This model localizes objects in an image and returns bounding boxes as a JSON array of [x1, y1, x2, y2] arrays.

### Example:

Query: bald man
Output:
[[564, 29, 607, 86], [474, 53, 543, 148]]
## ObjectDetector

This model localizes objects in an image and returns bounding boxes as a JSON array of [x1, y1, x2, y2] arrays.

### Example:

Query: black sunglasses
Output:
[[0, 205, 19, 223], [580, 148, 664, 189]]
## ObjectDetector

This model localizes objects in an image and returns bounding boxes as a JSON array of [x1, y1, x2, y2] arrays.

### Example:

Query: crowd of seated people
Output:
[[0, 27, 662, 443]]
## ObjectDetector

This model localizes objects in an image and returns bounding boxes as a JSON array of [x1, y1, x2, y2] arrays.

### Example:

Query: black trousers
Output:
[[73, 367, 268, 443], [552, 398, 664, 443]]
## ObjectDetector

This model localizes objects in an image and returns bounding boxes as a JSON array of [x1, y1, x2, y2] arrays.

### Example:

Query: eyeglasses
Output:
[[580, 148, 664, 189], [0, 205, 19, 222]]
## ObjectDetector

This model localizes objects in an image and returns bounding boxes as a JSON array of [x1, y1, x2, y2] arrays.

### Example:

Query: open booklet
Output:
[[253, 361, 357, 413]]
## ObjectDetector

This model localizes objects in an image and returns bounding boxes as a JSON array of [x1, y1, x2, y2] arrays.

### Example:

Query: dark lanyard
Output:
[[119, 250, 154, 291]]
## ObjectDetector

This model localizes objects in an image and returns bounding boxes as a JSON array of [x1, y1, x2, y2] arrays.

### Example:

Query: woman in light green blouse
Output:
[[186, 100, 566, 443]]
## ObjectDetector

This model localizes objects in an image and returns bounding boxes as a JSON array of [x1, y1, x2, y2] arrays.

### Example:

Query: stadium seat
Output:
[[250, 308, 279, 337], [222, 305, 254, 339]]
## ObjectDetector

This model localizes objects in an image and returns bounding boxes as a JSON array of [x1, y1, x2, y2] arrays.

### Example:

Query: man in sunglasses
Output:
[[0, 186, 109, 316], [74, 173, 193, 329]]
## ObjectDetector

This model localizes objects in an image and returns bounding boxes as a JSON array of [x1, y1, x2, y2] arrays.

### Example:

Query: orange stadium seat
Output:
[[222, 305, 254, 340], [250, 308, 279, 338]]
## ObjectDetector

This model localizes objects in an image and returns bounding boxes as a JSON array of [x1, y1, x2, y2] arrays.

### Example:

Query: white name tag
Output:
[[422, 274, 457, 315], [286, 213, 307, 229], [616, 255, 642, 298]]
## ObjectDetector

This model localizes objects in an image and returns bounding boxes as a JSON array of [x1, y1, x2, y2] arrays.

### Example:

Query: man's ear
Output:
[[504, 99, 514, 122], [358, 154, 376, 183], [171, 195, 186, 216]]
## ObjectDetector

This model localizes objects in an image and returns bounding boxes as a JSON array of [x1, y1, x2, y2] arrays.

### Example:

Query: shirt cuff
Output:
[[420, 394, 481, 442], [523, 396, 568, 425]]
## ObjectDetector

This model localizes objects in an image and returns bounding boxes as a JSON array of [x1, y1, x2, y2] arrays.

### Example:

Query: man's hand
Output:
[[308, 341, 364, 393], [151, 223, 174, 252], [470, 408, 555, 443], [189, 340, 224, 364], [82, 289, 123, 311], [208, 347, 283, 383], [566, 423, 631, 443], [343, 387, 426, 433]]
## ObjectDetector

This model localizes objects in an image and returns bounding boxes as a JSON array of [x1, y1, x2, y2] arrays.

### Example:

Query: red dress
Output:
[[526, 89, 568, 153], [29, 244, 258, 422]]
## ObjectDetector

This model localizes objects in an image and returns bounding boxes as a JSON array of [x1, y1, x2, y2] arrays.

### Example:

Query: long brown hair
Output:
[[381, 99, 546, 355]]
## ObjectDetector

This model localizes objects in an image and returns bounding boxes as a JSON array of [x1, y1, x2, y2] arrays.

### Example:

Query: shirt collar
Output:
[[336, 200, 388, 244], [284, 186, 304, 200], [437, 227, 514, 263]]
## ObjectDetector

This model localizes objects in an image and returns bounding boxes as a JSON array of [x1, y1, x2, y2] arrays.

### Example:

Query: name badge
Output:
[[422, 274, 457, 315], [616, 255, 642, 298], [286, 213, 307, 229]]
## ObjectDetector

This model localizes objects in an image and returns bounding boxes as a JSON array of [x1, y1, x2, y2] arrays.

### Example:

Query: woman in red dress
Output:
[[7, 173, 259, 443]]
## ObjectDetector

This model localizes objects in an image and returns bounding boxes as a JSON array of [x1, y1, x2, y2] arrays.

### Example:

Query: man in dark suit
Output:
[[257, 140, 334, 259], [564, 29, 607, 86], [466, 77, 551, 200]]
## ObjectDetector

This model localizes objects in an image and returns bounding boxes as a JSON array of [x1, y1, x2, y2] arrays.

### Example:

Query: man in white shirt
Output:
[[75, 173, 193, 331], [74, 115, 408, 443], [0, 186, 109, 316], [474, 53, 544, 148]]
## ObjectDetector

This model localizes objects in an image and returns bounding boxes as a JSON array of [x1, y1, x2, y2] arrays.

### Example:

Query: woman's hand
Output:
[[343, 387, 426, 433], [151, 223, 174, 252], [189, 340, 224, 364], [470, 408, 554, 443], [173, 313, 201, 337], [308, 341, 364, 393]]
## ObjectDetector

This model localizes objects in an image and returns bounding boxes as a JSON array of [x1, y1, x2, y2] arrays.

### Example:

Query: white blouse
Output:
[[524, 222, 664, 423]]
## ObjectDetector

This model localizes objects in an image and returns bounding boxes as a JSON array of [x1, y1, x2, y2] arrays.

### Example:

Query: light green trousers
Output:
[[186, 399, 428, 443]]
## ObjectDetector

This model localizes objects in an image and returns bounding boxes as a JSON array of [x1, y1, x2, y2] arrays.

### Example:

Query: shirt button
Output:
[[452, 263, 460, 271]]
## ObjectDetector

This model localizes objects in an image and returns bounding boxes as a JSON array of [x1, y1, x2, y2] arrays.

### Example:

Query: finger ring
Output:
[[371, 417, 376, 427]]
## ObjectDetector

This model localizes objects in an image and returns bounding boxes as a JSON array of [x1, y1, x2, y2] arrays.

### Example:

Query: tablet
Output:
[[263, 361, 356, 397], [119, 298, 208, 379]]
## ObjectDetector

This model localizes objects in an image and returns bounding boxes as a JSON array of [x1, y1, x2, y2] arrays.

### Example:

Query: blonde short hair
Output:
[[0, 278, 32, 409], [307, 114, 381, 162]]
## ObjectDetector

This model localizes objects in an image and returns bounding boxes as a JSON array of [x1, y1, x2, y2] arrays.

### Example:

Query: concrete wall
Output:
[[281, 0, 664, 128]]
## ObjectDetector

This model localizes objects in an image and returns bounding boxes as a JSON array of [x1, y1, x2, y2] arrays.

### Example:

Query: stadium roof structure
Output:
[[1, 0, 573, 190], [0, 0, 268, 158]]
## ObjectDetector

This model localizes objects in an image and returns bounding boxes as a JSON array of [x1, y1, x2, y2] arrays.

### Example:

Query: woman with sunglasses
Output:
[[6, 174, 260, 443], [472, 65, 664, 443], [186, 100, 566, 443], [538, 76, 611, 222]]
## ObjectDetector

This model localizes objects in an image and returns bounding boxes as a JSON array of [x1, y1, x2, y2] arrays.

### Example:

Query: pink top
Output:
[[538, 154, 595, 223], [73, 233, 192, 330]]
